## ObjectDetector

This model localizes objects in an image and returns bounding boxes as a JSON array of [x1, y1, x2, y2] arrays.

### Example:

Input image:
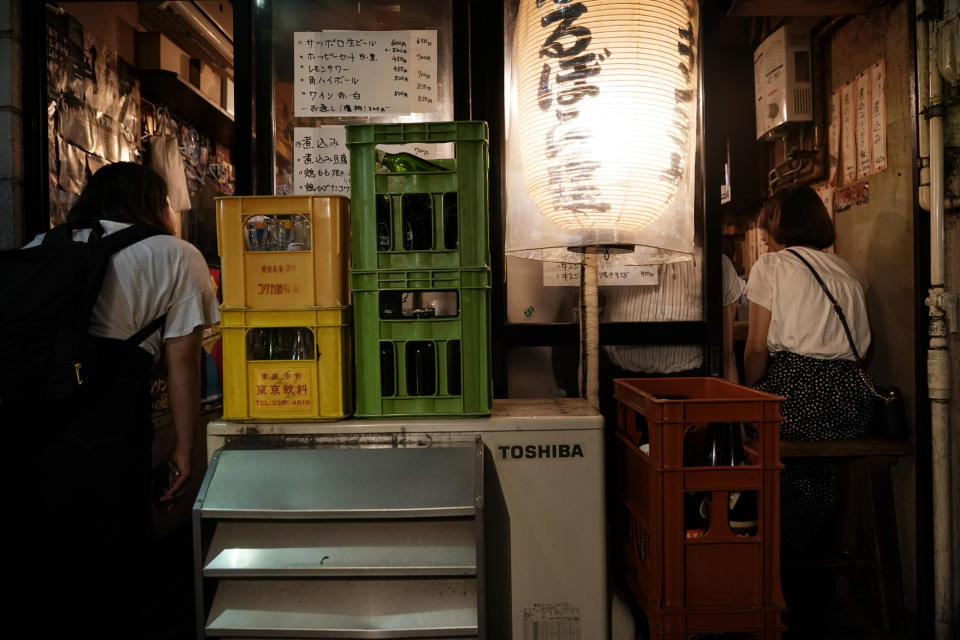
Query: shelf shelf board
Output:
[[206, 578, 478, 637], [198, 447, 478, 519], [138, 69, 234, 147], [204, 520, 477, 577]]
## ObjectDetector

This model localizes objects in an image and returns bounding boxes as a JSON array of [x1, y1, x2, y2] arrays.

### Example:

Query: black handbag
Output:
[[786, 249, 908, 439]]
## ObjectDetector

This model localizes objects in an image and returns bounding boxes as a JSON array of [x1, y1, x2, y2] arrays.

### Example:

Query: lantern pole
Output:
[[580, 253, 599, 409]]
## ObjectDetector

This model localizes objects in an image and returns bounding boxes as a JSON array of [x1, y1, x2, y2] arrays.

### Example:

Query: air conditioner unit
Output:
[[753, 24, 812, 139], [139, 1, 233, 80]]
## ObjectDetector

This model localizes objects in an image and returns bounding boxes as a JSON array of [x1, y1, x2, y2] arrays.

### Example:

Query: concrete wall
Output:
[[0, 0, 21, 249], [828, 1, 919, 610]]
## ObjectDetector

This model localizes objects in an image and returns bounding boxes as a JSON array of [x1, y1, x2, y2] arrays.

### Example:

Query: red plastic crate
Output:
[[614, 377, 787, 639]]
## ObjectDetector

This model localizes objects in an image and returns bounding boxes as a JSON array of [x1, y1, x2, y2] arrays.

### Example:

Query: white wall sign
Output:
[[294, 30, 438, 117], [293, 126, 452, 197], [293, 126, 350, 195], [543, 262, 659, 287], [840, 82, 857, 184], [870, 60, 887, 172]]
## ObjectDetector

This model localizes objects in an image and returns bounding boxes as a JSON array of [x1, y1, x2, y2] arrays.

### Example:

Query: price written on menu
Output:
[[294, 30, 438, 116], [542, 262, 659, 287], [293, 125, 452, 196]]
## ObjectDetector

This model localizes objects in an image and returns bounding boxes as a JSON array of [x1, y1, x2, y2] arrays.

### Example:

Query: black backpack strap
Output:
[[94, 224, 166, 257], [41, 219, 105, 245], [126, 314, 167, 346], [786, 248, 863, 363]]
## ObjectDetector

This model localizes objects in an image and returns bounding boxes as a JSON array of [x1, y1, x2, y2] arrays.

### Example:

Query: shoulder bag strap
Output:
[[786, 248, 863, 363], [786, 248, 892, 402]]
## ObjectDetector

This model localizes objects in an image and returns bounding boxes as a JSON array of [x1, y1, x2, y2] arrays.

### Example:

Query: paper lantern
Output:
[[510, 0, 699, 256]]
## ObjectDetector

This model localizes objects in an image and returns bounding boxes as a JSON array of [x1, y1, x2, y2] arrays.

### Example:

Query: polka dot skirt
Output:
[[754, 351, 873, 550]]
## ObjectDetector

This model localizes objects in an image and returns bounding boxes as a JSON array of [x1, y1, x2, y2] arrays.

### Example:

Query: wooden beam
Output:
[[727, 0, 877, 17]]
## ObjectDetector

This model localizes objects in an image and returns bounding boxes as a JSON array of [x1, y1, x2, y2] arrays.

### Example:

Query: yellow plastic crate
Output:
[[216, 195, 350, 308], [220, 307, 353, 421]]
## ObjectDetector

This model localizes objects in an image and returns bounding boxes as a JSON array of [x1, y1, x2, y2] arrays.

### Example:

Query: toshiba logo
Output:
[[497, 444, 585, 460]]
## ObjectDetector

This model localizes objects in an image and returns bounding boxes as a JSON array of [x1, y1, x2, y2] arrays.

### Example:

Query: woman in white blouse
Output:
[[744, 185, 873, 549]]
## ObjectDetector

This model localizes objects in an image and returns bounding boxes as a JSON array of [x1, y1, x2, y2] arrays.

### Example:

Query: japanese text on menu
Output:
[[294, 30, 438, 116], [292, 125, 450, 196]]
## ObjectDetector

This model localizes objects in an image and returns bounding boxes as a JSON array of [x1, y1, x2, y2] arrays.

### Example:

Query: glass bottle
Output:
[[401, 194, 432, 250], [406, 340, 436, 396], [447, 340, 461, 395], [376, 195, 391, 251], [443, 192, 458, 250], [291, 328, 312, 360], [376, 149, 447, 173], [380, 342, 395, 396]]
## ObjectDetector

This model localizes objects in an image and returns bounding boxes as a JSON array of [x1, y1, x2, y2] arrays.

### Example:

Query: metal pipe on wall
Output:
[[919, 3, 956, 637]]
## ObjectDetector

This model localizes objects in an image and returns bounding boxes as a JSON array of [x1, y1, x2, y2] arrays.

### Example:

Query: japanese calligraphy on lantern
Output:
[[294, 125, 452, 197], [248, 366, 314, 413], [542, 262, 659, 287], [294, 126, 350, 195], [294, 30, 438, 116]]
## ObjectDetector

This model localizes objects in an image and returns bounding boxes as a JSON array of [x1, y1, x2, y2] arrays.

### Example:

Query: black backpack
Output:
[[0, 221, 164, 413]]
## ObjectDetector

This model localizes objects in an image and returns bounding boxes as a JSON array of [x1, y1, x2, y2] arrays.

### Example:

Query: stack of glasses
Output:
[[346, 122, 492, 417]]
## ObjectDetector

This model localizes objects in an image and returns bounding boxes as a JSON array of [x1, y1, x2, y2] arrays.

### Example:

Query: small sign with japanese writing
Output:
[[841, 82, 857, 184], [870, 60, 887, 172], [248, 365, 314, 414], [542, 262, 659, 287], [247, 254, 309, 307], [294, 30, 438, 117], [855, 72, 872, 179], [294, 126, 350, 195], [294, 125, 452, 197]]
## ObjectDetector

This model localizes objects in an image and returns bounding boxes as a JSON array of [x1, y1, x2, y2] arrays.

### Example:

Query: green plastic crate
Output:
[[346, 121, 490, 271], [352, 268, 492, 417]]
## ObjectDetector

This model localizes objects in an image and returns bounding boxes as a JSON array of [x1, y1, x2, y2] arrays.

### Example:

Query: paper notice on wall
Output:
[[543, 262, 659, 287], [293, 126, 350, 196], [828, 90, 840, 185], [294, 30, 438, 117], [293, 126, 452, 196], [841, 82, 857, 184], [855, 72, 872, 179], [870, 60, 887, 172]]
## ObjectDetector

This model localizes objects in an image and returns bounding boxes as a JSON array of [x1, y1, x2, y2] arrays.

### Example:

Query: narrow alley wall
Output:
[[829, 1, 919, 610]]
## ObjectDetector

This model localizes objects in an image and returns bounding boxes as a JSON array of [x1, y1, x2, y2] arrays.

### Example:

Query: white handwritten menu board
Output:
[[294, 30, 438, 116], [293, 126, 350, 195], [293, 125, 452, 196]]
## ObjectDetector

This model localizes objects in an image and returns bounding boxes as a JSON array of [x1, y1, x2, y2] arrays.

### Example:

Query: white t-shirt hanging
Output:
[[26, 220, 220, 358], [746, 245, 870, 361]]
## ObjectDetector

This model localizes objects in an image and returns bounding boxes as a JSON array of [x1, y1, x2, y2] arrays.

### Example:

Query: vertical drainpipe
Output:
[[922, 7, 956, 639]]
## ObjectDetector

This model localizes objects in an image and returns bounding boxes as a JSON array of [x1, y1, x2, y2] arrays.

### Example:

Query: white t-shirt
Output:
[[745, 246, 870, 360], [601, 254, 744, 373], [26, 220, 220, 358]]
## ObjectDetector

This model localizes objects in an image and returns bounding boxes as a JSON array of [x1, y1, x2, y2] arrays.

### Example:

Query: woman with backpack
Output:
[[11, 162, 219, 636]]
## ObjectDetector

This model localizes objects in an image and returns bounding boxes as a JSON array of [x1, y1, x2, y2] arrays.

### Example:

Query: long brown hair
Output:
[[66, 162, 173, 234]]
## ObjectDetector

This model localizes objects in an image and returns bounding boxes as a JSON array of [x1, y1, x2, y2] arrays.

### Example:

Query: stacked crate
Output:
[[346, 121, 492, 417], [614, 377, 786, 640], [215, 195, 353, 421]]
